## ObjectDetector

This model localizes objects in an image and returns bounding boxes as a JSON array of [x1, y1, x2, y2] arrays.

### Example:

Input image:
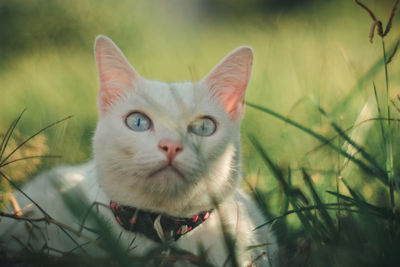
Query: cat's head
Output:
[[93, 36, 253, 216]]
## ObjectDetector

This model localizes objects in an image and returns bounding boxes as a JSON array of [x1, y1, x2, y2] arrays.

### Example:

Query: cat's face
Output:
[[93, 36, 253, 216]]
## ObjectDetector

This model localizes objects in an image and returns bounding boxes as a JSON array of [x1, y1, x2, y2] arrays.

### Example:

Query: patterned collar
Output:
[[110, 201, 213, 242]]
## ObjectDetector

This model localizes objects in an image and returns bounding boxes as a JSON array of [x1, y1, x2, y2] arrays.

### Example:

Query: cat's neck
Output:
[[96, 162, 241, 218]]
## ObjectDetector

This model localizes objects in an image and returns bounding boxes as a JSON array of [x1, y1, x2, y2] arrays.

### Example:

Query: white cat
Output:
[[0, 36, 277, 266]]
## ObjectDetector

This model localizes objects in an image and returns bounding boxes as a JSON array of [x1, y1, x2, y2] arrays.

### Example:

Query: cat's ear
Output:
[[94, 35, 141, 114], [201, 46, 253, 120]]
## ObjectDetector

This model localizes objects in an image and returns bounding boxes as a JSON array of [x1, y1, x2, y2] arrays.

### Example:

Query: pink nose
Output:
[[158, 139, 183, 161]]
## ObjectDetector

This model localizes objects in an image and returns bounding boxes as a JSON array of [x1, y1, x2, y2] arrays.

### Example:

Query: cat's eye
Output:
[[188, 117, 217, 136], [125, 112, 152, 132]]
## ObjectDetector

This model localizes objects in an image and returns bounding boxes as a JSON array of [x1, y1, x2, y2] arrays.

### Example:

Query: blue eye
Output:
[[125, 112, 152, 132], [189, 117, 217, 136]]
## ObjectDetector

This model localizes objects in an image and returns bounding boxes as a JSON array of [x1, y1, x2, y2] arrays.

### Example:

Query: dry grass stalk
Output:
[[354, 0, 400, 42], [386, 40, 400, 64], [0, 114, 71, 209], [355, 0, 377, 21], [246, 251, 267, 267], [390, 98, 400, 113], [384, 0, 400, 36], [369, 21, 379, 43], [8, 193, 22, 216]]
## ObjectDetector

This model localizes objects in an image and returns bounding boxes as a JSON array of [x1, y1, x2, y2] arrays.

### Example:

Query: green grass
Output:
[[1, 0, 400, 266]]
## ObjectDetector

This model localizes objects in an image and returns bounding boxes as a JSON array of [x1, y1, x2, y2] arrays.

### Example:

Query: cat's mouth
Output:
[[149, 164, 187, 181]]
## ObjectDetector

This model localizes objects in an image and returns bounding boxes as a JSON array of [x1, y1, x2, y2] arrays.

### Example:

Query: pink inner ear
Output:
[[221, 91, 245, 116], [98, 72, 133, 114], [204, 47, 253, 120], [95, 36, 139, 115], [98, 87, 124, 114]]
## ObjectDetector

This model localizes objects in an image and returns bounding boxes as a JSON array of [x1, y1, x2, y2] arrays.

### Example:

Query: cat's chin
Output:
[[148, 165, 187, 182]]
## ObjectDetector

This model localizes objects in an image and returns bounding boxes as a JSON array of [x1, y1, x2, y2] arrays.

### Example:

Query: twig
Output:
[[126, 236, 138, 253], [1, 210, 51, 222], [8, 194, 22, 216], [78, 201, 110, 235], [0, 171, 88, 251], [0, 210, 95, 242], [11, 235, 32, 252], [0, 171, 49, 216], [67, 240, 96, 255], [247, 251, 267, 267], [14, 203, 34, 216], [40, 244, 68, 256]]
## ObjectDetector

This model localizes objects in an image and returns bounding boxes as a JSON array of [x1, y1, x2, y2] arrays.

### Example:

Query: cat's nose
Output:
[[158, 139, 183, 161]]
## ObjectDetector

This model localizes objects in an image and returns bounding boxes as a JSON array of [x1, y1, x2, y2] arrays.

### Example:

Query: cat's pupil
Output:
[[188, 117, 216, 136], [125, 112, 152, 132]]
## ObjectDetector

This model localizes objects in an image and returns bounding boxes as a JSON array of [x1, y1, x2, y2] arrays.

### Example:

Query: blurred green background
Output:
[[0, 0, 399, 220]]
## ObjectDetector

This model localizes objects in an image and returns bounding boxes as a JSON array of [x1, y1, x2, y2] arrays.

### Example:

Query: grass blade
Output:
[[248, 135, 322, 238], [326, 189, 394, 220], [316, 104, 386, 180], [0, 115, 72, 166], [255, 203, 355, 230], [302, 169, 337, 236], [246, 102, 387, 183], [331, 37, 400, 115], [0, 109, 26, 161], [0, 155, 62, 168], [373, 82, 387, 154]]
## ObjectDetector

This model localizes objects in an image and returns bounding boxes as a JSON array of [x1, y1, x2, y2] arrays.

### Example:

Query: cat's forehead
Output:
[[125, 79, 210, 116], [144, 80, 196, 105]]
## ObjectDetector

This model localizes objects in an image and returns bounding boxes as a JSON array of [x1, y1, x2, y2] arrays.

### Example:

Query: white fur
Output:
[[0, 36, 277, 266]]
